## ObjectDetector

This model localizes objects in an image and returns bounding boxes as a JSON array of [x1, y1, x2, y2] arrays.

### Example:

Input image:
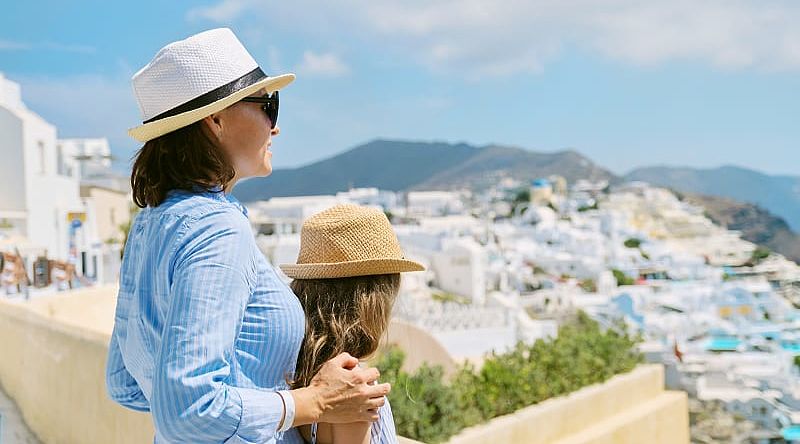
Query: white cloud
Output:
[[41, 42, 96, 54], [186, 0, 800, 77], [0, 39, 95, 53], [185, 0, 259, 23], [0, 39, 30, 50], [296, 51, 350, 77], [266, 45, 285, 73]]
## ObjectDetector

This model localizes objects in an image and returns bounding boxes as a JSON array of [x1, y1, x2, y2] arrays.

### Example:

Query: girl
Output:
[[281, 204, 424, 444]]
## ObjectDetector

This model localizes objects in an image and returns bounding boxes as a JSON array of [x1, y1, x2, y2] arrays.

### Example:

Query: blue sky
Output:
[[1, 0, 799, 176]]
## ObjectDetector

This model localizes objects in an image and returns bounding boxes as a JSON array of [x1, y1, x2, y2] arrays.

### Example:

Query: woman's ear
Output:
[[202, 113, 224, 141]]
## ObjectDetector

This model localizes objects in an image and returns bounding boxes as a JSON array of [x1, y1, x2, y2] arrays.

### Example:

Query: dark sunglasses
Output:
[[240, 91, 279, 129]]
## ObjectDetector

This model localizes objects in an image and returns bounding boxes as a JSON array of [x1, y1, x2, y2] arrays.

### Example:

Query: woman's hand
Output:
[[291, 352, 390, 425]]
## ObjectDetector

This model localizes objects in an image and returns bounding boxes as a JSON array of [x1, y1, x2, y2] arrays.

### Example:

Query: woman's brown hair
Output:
[[290, 274, 401, 389], [130, 121, 234, 208]]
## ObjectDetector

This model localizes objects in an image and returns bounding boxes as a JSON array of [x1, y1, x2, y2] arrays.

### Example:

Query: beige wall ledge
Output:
[[445, 364, 689, 444], [0, 289, 154, 444], [0, 287, 688, 444]]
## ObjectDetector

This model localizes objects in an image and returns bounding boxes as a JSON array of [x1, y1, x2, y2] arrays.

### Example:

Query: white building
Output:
[[405, 191, 465, 217], [247, 195, 346, 236], [0, 73, 88, 263], [431, 238, 488, 305], [56, 138, 111, 179], [0, 73, 122, 288], [336, 188, 397, 211]]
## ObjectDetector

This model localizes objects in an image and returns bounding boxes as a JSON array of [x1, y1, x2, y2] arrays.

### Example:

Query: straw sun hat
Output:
[[128, 28, 295, 142], [280, 204, 425, 279]]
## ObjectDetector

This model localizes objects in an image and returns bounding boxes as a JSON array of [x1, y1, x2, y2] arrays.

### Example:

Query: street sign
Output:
[[66, 212, 86, 223]]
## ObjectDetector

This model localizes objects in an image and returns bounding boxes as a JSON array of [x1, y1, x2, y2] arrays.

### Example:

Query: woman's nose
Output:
[[271, 125, 280, 137]]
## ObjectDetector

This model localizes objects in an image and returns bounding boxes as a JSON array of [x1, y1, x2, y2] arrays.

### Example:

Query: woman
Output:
[[280, 204, 424, 443], [105, 28, 394, 444]]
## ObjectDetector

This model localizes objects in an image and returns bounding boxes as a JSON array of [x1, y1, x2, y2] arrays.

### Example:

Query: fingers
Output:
[[361, 409, 381, 422], [355, 366, 380, 385], [332, 352, 359, 369], [365, 396, 386, 409], [362, 382, 391, 399]]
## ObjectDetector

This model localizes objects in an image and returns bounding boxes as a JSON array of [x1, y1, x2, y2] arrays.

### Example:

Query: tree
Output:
[[510, 189, 531, 216]]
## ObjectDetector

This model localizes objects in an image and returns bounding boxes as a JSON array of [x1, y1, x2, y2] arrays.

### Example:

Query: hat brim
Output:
[[128, 73, 295, 143], [279, 258, 425, 280]]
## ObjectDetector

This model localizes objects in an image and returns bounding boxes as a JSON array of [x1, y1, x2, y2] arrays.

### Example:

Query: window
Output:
[[38, 141, 46, 174], [57, 145, 64, 175]]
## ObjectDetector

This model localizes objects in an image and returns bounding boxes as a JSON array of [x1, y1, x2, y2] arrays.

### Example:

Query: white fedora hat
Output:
[[128, 28, 295, 142]]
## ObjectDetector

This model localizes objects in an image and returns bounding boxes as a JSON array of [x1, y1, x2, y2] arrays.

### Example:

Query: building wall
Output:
[[0, 106, 27, 215], [0, 290, 154, 444], [432, 241, 488, 304], [447, 364, 689, 444], [0, 288, 688, 444], [406, 191, 464, 217], [0, 288, 431, 444], [0, 74, 88, 261], [21, 110, 84, 259], [58, 138, 112, 178], [82, 186, 131, 244], [383, 319, 459, 377]]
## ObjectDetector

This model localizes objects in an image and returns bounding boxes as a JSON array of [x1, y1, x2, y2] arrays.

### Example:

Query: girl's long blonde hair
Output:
[[290, 273, 401, 388]]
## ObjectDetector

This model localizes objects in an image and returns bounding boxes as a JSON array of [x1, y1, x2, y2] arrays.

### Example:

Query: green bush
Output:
[[378, 347, 465, 442], [750, 246, 770, 263], [509, 189, 531, 216], [431, 291, 470, 305], [579, 279, 597, 293], [612, 269, 636, 286], [376, 312, 642, 443], [624, 238, 642, 249]]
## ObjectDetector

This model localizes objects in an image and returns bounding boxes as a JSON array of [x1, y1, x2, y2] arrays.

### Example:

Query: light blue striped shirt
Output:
[[105, 188, 397, 444]]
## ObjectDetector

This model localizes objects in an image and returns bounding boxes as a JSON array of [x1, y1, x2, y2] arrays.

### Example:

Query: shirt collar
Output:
[[172, 184, 248, 217], [224, 192, 249, 217]]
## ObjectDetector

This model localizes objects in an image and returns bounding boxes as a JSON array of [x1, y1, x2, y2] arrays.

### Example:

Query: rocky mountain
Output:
[[680, 193, 800, 263], [233, 139, 615, 201], [231, 138, 800, 263], [626, 165, 800, 232], [416, 145, 614, 190]]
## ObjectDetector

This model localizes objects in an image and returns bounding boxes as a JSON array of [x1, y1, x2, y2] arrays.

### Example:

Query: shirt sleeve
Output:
[[149, 208, 286, 444], [106, 214, 151, 412], [106, 322, 151, 412], [371, 397, 399, 444]]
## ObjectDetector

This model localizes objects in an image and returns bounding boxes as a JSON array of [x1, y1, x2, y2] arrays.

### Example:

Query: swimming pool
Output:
[[782, 425, 800, 442], [705, 337, 741, 351], [781, 342, 800, 354]]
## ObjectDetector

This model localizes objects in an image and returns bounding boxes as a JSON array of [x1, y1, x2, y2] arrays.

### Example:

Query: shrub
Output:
[[376, 312, 643, 443], [612, 269, 636, 286], [624, 238, 642, 249]]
